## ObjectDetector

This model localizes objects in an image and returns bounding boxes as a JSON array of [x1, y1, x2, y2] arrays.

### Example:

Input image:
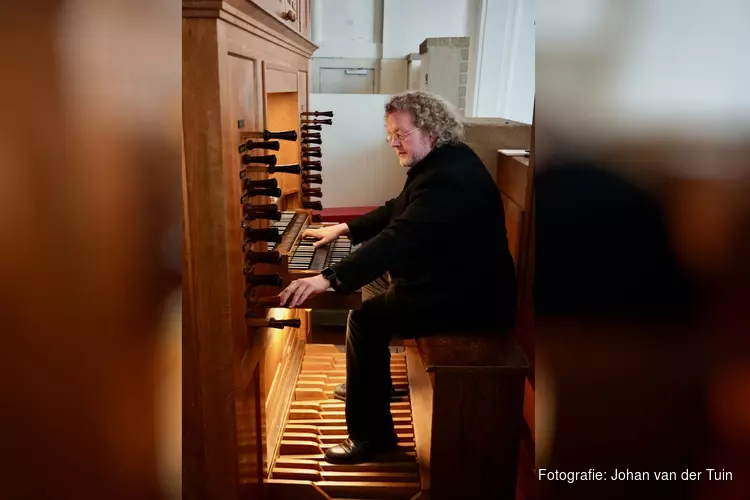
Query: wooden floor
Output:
[[267, 341, 536, 500]]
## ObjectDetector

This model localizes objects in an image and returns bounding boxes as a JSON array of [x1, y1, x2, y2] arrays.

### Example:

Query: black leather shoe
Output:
[[333, 383, 405, 402], [324, 437, 398, 464]]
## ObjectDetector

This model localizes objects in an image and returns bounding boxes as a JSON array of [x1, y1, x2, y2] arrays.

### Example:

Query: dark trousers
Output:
[[345, 274, 396, 441], [344, 276, 510, 441]]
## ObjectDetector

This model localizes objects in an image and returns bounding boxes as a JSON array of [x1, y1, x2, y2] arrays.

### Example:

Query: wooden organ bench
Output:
[[404, 335, 529, 500]]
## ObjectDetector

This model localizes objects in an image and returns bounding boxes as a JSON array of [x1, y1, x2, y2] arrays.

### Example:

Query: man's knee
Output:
[[361, 274, 390, 301], [348, 307, 376, 331], [347, 298, 389, 341]]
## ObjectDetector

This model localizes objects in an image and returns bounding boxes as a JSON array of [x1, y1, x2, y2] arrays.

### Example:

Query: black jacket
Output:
[[331, 142, 517, 330]]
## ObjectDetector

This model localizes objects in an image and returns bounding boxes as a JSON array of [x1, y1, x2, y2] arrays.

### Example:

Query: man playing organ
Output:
[[278, 90, 517, 464]]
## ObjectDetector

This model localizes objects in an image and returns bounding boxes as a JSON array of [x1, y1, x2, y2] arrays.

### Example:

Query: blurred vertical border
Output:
[[535, 1, 750, 499], [0, 1, 181, 499]]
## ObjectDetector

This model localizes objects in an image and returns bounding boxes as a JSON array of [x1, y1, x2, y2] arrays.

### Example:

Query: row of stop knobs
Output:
[[240, 129, 295, 328], [242, 112, 332, 329], [299, 110, 332, 210]]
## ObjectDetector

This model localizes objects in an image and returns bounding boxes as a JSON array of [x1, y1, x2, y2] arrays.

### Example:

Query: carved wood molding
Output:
[[183, 1, 318, 58]]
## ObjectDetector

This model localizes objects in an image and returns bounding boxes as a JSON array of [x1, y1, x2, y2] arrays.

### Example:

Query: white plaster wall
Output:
[[309, 93, 406, 208], [311, 0, 383, 59], [381, 0, 473, 58], [473, 0, 535, 123]]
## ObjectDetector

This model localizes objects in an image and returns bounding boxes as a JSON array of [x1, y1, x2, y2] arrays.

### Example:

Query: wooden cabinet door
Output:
[[280, 0, 301, 33], [249, 0, 285, 19]]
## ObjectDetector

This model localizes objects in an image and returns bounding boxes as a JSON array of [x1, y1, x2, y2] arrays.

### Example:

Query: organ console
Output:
[[302, 187, 322, 197], [302, 165, 322, 172], [301, 138, 322, 145], [301, 124, 322, 132], [301, 146, 321, 154], [302, 159, 321, 167], [302, 150, 322, 158], [265, 209, 361, 310], [301, 132, 321, 139], [238, 140, 281, 153]]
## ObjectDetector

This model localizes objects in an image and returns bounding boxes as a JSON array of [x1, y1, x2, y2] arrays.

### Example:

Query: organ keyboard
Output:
[[263, 209, 361, 310]]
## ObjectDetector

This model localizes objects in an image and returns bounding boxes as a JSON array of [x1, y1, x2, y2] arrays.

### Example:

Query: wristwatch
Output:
[[320, 266, 342, 291]]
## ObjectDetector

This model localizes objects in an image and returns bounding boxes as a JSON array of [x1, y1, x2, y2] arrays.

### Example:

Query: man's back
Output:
[[344, 141, 517, 331]]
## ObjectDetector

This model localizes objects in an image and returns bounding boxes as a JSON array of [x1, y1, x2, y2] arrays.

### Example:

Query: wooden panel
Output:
[[497, 142, 535, 389], [182, 129, 207, 500], [417, 335, 528, 374], [237, 364, 264, 493], [429, 370, 526, 499], [261, 319, 306, 471], [183, 17, 248, 500], [266, 64, 299, 93], [497, 153, 530, 273], [225, 49, 263, 353], [405, 344, 432, 491], [501, 194, 524, 270], [496, 154, 530, 207], [462, 118, 531, 181], [221, 37, 280, 484], [266, 90, 300, 203], [298, 71, 308, 113], [411, 334, 529, 499]]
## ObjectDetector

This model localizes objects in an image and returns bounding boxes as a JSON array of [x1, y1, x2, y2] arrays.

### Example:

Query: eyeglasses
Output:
[[386, 127, 419, 144]]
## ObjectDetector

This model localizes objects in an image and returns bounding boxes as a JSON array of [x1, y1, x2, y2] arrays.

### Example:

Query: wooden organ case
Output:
[[183, 1, 319, 499]]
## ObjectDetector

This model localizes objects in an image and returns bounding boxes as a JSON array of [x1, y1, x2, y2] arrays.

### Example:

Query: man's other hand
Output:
[[302, 223, 348, 248], [278, 274, 331, 308]]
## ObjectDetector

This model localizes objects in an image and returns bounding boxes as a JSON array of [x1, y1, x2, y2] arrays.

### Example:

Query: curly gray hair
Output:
[[385, 90, 464, 147]]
